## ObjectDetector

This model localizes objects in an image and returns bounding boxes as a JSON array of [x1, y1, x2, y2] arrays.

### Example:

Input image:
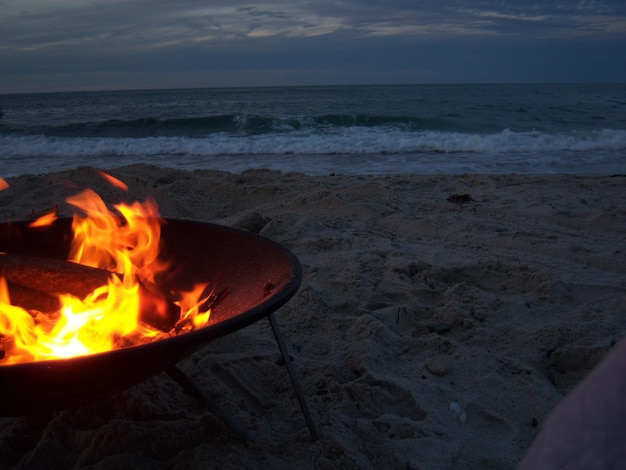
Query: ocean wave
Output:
[[2, 127, 625, 159], [0, 113, 466, 138]]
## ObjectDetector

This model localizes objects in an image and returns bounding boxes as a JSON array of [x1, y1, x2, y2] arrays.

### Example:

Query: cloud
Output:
[[305, 0, 626, 37], [1, 0, 625, 92], [2, 0, 625, 52]]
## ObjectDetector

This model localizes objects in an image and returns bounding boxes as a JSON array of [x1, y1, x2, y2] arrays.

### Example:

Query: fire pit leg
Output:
[[268, 313, 319, 441], [166, 365, 256, 442]]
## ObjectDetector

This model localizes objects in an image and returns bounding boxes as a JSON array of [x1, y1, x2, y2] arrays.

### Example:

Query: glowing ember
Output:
[[0, 174, 213, 364], [28, 208, 58, 228]]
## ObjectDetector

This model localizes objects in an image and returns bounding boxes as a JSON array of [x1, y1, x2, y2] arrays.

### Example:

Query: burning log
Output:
[[4, 281, 61, 313], [0, 252, 180, 332]]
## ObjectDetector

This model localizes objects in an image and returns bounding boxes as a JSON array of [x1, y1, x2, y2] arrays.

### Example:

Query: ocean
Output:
[[1, 84, 625, 177]]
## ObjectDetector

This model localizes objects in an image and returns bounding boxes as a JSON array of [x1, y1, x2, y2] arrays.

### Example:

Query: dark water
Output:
[[1, 84, 625, 176]]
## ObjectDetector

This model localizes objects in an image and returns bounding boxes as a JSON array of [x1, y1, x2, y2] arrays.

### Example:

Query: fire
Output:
[[28, 208, 58, 228], [0, 173, 212, 365]]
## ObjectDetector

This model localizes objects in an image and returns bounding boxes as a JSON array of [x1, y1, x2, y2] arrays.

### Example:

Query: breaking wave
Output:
[[2, 127, 624, 159], [0, 113, 469, 138]]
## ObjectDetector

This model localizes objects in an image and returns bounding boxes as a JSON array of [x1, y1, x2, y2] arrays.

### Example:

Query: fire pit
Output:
[[0, 217, 316, 439]]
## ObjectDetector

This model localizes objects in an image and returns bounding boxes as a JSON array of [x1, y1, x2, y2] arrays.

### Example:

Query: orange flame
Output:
[[97, 170, 128, 191], [0, 183, 212, 365], [28, 208, 58, 228]]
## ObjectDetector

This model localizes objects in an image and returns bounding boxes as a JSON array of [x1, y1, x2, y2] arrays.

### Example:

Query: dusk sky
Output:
[[1, 0, 625, 93]]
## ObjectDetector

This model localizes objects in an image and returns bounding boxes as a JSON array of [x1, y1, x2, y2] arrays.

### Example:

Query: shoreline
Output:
[[1, 165, 625, 468]]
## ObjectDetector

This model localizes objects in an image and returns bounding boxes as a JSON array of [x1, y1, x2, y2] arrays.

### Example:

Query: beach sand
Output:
[[0, 165, 625, 469]]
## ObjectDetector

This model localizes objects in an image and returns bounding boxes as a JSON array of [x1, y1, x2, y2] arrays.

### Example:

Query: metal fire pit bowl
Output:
[[0, 218, 304, 424]]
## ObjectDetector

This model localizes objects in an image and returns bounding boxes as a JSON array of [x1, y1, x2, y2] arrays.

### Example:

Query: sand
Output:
[[0, 165, 625, 469]]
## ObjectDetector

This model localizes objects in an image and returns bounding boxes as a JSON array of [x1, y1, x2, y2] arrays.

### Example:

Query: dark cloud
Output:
[[305, 0, 626, 37], [0, 1, 625, 92]]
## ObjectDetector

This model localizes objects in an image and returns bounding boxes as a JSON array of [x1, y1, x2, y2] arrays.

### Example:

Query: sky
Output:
[[1, 0, 625, 93]]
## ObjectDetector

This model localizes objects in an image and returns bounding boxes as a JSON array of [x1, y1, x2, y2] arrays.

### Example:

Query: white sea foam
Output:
[[1, 127, 625, 176]]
